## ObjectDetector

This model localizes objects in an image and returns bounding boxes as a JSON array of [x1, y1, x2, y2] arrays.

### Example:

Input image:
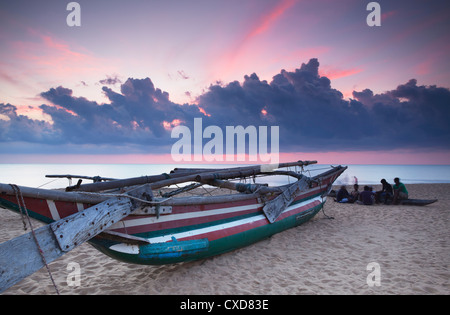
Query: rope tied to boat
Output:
[[317, 179, 334, 220], [10, 184, 28, 231], [8, 184, 60, 295]]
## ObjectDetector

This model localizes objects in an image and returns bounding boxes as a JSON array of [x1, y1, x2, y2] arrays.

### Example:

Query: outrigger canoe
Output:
[[0, 160, 346, 292]]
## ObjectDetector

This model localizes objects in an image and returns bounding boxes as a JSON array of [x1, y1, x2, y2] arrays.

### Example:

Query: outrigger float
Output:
[[0, 160, 346, 292]]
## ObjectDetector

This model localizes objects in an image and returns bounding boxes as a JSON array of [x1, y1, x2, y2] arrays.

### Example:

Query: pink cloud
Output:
[[0, 28, 119, 107], [246, 0, 298, 39], [381, 10, 397, 22], [6, 29, 116, 81], [319, 66, 362, 81], [209, 0, 299, 82]]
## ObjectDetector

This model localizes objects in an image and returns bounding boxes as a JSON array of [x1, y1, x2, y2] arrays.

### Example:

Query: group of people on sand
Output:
[[336, 177, 408, 205]]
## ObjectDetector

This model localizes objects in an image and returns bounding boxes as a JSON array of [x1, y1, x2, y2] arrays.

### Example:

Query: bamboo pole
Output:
[[70, 160, 317, 192]]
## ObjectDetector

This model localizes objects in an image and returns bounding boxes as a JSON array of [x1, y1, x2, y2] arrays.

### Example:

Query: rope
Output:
[[318, 180, 334, 220], [10, 184, 28, 231], [9, 184, 60, 295], [36, 178, 61, 188]]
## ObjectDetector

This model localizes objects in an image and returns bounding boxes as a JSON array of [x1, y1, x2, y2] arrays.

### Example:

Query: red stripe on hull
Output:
[[1, 195, 53, 220], [167, 198, 259, 214], [109, 184, 328, 235], [168, 199, 321, 243], [54, 201, 79, 218], [111, 204, 262, 235]]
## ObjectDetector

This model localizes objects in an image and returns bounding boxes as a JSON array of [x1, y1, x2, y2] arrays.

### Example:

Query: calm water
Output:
[[0, 164, 449, 189]]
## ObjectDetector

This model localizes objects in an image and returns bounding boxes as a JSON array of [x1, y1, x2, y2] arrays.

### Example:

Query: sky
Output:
[[0, 0, 449, 165]]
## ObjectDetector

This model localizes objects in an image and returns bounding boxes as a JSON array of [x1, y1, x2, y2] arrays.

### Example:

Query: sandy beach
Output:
[[1, 183, 448, 295]]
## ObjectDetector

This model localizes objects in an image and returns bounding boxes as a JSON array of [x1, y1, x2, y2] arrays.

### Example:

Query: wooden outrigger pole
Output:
[[67, 160, 317, 192]]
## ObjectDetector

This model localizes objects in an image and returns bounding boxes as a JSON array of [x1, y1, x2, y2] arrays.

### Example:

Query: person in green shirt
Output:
[[393, 177, 408, 204]]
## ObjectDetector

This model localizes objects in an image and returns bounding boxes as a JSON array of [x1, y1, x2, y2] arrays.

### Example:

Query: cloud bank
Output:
[[1, 59, 450, 156]]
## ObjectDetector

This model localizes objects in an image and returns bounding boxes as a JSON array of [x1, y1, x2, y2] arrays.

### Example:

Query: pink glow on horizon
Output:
[[319, 67, 363, 81], [1, 150, 449, 165]]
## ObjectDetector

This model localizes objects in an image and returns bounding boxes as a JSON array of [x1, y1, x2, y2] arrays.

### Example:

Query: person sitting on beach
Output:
[[393, 177, 408, 204], [375, 179, 393, 204], [358, 185, 375, 205], [336, 185, 351, 203], [349, 184, 360, 203]]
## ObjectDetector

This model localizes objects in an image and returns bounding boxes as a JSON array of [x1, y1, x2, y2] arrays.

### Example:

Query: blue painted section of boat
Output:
[[139, 237, 209, 259]]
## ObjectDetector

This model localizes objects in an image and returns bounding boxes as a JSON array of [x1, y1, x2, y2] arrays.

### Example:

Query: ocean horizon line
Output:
[[1, 164, 449, 188]]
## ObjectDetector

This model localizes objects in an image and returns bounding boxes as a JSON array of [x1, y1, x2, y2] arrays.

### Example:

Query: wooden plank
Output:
[[0, 185, 151, 293], [0, 224, 63, 293], [262, 178, 310, 223], [50, 196, 133, 252]]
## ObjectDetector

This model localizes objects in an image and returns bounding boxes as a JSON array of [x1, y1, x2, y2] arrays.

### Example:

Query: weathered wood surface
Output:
[[262, 177, 310, 223], [0, 183, 108, 204], [0, 224, 63, 293], [50, 196, 133, 252], [0, 185, 151, 293]]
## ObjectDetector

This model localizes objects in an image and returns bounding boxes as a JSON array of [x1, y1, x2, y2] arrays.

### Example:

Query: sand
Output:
[[1, 183, 448, 295]]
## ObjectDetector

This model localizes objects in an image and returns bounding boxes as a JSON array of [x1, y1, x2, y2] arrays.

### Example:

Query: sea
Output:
[[1, 164, 450, 189]]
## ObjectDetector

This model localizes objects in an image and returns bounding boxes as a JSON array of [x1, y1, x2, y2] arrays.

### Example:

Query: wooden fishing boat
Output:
[[398, 199, 438, 206], [0, 161, 346, 292]]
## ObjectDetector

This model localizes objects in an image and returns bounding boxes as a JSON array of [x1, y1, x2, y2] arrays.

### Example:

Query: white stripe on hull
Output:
[[76, 203, 84, 212], [146, 195, 323, 243], [110, 203, 262, 230], [109, 185, 325, 231], [46, 200, 60, 220], [109, 195, 324, 254]]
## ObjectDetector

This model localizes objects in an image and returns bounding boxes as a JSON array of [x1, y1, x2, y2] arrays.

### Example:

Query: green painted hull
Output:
[[89, 202, 323, 265]]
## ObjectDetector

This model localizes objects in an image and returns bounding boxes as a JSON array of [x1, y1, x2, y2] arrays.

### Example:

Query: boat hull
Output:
[[0, 166, 345, 265], [89, 195, 325, 265]]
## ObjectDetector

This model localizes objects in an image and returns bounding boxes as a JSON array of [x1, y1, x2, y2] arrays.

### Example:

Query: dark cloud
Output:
[[357, 79, 450, 149], [99, 75, 122, 86], [1, 59, 450, 155], [35, 78, 203, 150], [0, 103, 55, 144], [198, 59, 450, 152]]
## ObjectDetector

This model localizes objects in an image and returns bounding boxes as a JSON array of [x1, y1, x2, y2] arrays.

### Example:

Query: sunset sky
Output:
[[1, 0, 449, 164]]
